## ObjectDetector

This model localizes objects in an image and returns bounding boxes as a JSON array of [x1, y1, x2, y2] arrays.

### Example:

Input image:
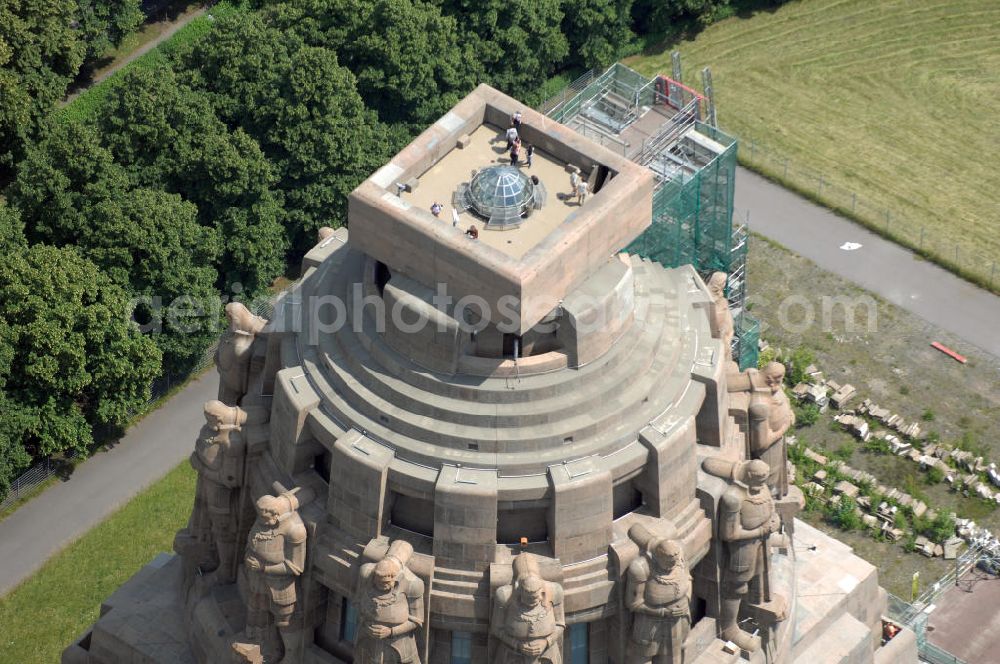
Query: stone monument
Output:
[[491, 553, 565, 664], [624, 524, 691, 664], [354, 540, 425, 663], [65, 84, 917, 664]]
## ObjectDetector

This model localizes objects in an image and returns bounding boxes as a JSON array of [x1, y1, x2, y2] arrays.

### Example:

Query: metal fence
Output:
[[740, 136, 1000, 291], [0, 287, 287, 512], [882, 542, 994, 664]]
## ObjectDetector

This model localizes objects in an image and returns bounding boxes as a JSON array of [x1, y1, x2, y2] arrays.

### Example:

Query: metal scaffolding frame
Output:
[[546, 63, 759, 369]]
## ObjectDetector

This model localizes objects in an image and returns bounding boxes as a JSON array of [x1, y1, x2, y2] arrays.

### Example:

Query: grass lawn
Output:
[[625, 0, 1000, 289], [56, 0, 242, 125], [0, 462, 195, 663]]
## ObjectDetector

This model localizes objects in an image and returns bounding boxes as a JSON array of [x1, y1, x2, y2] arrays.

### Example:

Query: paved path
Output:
[[0, 373, 216, 597], [736, 167, 1000, 359], [61, 5, 207, 106]]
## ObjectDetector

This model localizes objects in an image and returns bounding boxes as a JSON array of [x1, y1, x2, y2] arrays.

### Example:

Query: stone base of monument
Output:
[[64, 521, 917, 664]]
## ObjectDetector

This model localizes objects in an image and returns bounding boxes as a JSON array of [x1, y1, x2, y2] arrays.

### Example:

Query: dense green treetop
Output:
[[0, 0, 142, 172], [9, 121, 129, 243], [561, 0, 635, 70], [76, 0, 144, 61], [0, 200, 27, 252], [0, 244, 160, 459], [436, 0, 567, 101], [264, 0, 482, 125], [97, 66, 287, 292]]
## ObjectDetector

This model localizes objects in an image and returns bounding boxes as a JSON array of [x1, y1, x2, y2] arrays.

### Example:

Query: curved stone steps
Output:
[[316, 278, 676, 430], [310, 247, 681, 406], [303, 271, 689, 450]]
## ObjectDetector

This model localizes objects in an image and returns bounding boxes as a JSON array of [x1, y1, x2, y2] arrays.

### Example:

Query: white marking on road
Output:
[[840, 242, 863, 251]]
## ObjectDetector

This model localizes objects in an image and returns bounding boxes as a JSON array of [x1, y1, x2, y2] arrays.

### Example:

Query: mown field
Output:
[[626, 0, 1000, 289], [0, 463, 195, 664]]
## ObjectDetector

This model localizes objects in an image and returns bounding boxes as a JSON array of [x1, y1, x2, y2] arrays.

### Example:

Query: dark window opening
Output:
[[497, 506, 548, 544], [692, 596, 707, 624], [502, 333, 521, 359], [375, 261, 391, 296], [313, 449, 332, 483], [340, 597, 358, 643], [451, 631, 472, 664], [390, 492, 435, 537], [569, 623, 589, 664], [593, 165, 610, 194], [613, 481, 643, 519]]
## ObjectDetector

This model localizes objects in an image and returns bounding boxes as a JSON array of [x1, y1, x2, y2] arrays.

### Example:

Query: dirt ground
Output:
[[748, 234, 1000, 596]]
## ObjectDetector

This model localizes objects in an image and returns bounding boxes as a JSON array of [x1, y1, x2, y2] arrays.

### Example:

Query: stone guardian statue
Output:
[[491, 552, 565, 664], [217, 302, 267, 405], [625, 523, 691, 664], [707, 272, 735, 354], [716, 459, 782, 652], [174, 400, 252, 586], [751, 362, 794, 497], [354, 539, 425, 664], [242, 486, 309, 663]]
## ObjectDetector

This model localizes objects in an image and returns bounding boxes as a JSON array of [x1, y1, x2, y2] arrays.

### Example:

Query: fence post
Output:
[[851, 192, 856, 212], [920, 227, 925, 250], [783, 159, 788, 178], [955, 245, 959, 264], [818, 177, 824, 196], [885, 209, 890, 231], [750, 140, 755, 162], [991, 261, 996, 286]]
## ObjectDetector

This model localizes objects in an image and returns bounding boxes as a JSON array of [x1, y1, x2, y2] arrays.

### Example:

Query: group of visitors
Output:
[[505, 111, 533, 168]]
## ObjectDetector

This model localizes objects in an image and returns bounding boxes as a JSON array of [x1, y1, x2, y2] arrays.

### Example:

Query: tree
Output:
[[631, 0, 730, 34], [0, 244, 161, 464], [70, 189, 223, 373], [179, 16, 397, 246], [98, 66, 287, 292], [265, 46, 393, 243], [265, 0, 483, 124], [561, 0, 635, 70], [75, 0, 144, 61], [175, 12, 296, 131], [0, 0, 85, 170], [9, 120, 129, 243], [0, 201, 26, 253], [437, 0, 567, 100]]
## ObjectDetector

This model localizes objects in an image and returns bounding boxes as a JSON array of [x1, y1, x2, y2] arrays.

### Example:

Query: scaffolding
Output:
[[546, 63, 759, 369]]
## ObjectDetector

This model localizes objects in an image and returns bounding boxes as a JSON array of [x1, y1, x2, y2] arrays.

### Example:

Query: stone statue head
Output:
[[651, 539, 683, 571], [255, 495, 283, 527], [373, 557, 402, 591], [762, 362, 785, 392], [707, 272, 727, 298], [225, 302, 265, 335], [518, 574, 545, 608], [203, 400, 243, 430], [745, 460, 770, 488]]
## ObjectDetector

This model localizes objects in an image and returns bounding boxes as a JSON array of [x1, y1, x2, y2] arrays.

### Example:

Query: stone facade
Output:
[[64, 86, 916, 664]]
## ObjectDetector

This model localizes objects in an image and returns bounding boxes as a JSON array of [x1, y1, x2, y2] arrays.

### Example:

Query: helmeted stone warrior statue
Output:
[[625, 524, 691, 664], [175, 400, 254, 586], [354, 539, 425, 664], [243, 488, 309, 662], [707, 272, 734, 354], [217, 302, 267, 405], [491, 553, 565, 664], [750, 362, 794, 497], [717, 460, 782, 652]]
